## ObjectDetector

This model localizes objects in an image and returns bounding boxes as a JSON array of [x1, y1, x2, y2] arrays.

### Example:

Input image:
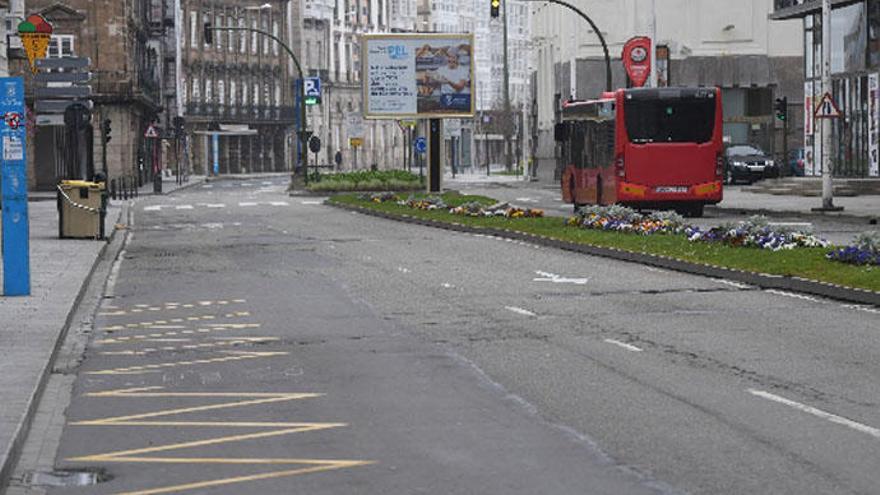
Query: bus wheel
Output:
[[570, 179, 581, 214], [685, 204, 704, 218]]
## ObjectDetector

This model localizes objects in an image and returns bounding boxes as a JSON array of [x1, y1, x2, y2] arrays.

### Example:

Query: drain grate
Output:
[[23, 469, 110, 487]]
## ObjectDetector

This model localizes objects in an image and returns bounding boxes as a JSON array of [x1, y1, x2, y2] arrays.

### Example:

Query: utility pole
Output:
[[502, 0, 512, 172], [816, 0, 842, 211], [648, 0, 657, 88]]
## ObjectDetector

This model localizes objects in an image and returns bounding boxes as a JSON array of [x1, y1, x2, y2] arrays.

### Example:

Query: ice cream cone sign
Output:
[[18, 14, 53, 74]]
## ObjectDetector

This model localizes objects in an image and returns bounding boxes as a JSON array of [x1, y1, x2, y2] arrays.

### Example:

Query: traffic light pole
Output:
[[522, 0, 612, 92], [205, 25, 307, 186], [502, 0, 512, 172]]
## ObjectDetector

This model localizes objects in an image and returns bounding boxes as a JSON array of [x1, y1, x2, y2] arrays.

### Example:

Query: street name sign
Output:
[[35, 99, 93, 113], [35, 56, 90, 69], [0, 77, 30, 296], [34, 85, 92, 98]]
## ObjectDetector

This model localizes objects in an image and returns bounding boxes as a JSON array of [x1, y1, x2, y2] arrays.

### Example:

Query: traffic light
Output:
[[774, 96, 788, 121], [490, 0, 500, 18], [203, 22, 213, 45], [102, 118, 112, 143], [172, 116, 185, 138]]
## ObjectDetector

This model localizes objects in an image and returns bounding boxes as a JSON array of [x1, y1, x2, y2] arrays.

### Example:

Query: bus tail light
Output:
[[715, 154, 724, 178], [616, 155, 625, 178]]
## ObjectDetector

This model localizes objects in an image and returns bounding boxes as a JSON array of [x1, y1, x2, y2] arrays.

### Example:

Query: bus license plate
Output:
[[655, 186, 688, 193]]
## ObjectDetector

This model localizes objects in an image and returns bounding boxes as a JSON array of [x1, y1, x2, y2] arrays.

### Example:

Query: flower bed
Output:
[[827, 232, 880, 266], [308, 170, 423, 192], [449, 201, 544, 219], [569, 206, 827, 251]]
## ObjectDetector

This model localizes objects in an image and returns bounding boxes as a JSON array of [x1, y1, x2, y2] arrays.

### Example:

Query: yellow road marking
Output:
[[111, 461, 374, 495], [85, 351, 287, 375], [99, 300, 249, 316], [67, 387, 373, 494], [98, 338, 278, 356], [94, 325, 261, 345], [100, 312, 251, 332]]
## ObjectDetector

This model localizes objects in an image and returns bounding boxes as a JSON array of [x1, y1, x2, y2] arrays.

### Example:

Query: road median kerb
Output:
[[327, 200, 880, 306]]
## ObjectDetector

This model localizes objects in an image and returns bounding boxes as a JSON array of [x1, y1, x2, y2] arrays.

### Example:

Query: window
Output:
[[47, 35, 74, 58], [182, 78, 188, 104], [190, 11, 198, 48], [273, 21, 280, 56], [216, 14, 224, 49], [230, 80, 237, 106], [253, 82, 260, 105], [239, 17, 247, 53], [242, 83, 248, 107], [192, 76, 201, 102], [263, 18, 270, 55], [251, 19, 258, 54], [218, 79, 225, 106], [203, 12, 211, 47], [228, 16, 235, 52], [275, 85, 281, 107], [205, 77, 213, 102], [624, 95, 715, 144]]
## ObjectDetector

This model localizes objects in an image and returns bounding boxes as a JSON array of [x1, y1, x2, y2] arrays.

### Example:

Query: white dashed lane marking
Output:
[[505, 306, 537, 317], [604, 339, 643, 352], [749, 389, 880, 439], [142, 202, 291, 212]]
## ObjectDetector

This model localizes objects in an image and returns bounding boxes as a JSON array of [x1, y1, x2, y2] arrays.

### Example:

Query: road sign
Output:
[[350, 137, 363, 147], [35, 114, 65, 126], [34, 85, 92, 98], [303, 77, 321, 105], [397, 119, 416, 132], [414, 136, 427, 154], [34, 71, 91, 83], [814, 92, 842, 119], [144, 125, 160, 138], [35, 99, 93, 113], [347, 113, 364, 139], [35, 56, 90, 69], [1, 77, 30, 296]]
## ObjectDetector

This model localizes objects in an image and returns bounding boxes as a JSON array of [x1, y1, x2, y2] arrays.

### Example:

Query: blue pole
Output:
[[212, 133, 219, 175], [295, 79, 302, 170], [1, 77, 30, 296]]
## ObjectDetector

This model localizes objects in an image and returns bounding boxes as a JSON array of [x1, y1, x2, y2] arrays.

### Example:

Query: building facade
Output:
[[174, 0, 295, 175], [18, 0, 163, 190], [772, 0, 880, 178], [531, 0, 804, 179]]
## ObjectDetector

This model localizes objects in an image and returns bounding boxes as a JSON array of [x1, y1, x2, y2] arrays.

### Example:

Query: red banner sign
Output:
[[622, 36, 652, 88]]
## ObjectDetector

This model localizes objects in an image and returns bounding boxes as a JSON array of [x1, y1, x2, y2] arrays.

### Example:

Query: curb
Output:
[[328, 202, 880, 306], [206, 173, 290, 182], [0, 204, 129, 492], [709, 205, 879, 223]]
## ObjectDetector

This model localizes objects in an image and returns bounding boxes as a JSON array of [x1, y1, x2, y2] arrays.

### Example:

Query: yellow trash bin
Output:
[[57, 180, 106, 239]]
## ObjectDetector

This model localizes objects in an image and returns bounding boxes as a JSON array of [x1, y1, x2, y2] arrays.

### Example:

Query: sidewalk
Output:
[[26, 174, 205, 202], [0, 200, 122, 490], [0, 174, 204, 490], [713, 187, 879, 219]]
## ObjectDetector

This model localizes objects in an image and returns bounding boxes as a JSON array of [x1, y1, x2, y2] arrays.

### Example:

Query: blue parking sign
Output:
[[1, 77, 30, 296], [303, 77, 321, 105]]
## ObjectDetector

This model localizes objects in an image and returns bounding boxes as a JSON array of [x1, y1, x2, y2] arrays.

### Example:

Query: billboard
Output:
[[363, 34, 475, 119]]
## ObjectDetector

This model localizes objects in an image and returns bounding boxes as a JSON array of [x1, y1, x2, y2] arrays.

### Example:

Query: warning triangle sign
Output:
[[814, 92, 842, 119], [144, 125, 160, 138]]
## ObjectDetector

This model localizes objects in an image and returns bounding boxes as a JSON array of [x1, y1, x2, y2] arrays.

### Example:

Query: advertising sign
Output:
[[622, 36, 652, 88], [804, 81, 816, 176], [869, 73, 879, 177], [363, 34, 475, 119], [1, 77, 30, 296]]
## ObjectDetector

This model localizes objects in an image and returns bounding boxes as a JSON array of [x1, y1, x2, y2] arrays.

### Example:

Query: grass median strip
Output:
[[329, 192, 880, 293]]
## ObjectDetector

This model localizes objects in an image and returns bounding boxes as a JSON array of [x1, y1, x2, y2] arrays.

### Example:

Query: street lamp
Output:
[[204, 20, 309, 187]]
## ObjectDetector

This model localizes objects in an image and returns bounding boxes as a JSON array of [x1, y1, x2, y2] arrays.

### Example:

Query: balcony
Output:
[[185, 103, 296, 123]]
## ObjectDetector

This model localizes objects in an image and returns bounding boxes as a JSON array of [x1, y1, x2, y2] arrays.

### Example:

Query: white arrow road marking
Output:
[[505, 306, 536, 317], [239, 202, 258, 207], [533, 271, 589, 285], [175, 205, 194, 210], [748, 389, 880, 439], [144, 205, 168, 212], [603, 339, 643, 352], [269, 201, 290, 206]]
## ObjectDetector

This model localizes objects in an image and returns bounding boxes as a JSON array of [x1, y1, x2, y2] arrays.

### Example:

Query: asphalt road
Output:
[[35, 178, 880, 494], [451, 180, 874, 246]]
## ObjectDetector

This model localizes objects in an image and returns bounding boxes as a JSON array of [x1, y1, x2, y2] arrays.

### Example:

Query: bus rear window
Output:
[[624, 98, 715, 144]]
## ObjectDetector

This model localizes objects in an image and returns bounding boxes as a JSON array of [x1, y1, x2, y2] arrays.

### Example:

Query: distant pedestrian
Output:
[[334, 150, 343, 170]]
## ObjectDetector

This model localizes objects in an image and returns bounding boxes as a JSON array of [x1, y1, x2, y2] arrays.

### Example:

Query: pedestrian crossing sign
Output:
[[814, 92, 842, 119]]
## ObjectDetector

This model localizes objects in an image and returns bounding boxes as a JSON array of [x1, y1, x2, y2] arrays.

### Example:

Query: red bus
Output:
[[557, 87, 723, 217]]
